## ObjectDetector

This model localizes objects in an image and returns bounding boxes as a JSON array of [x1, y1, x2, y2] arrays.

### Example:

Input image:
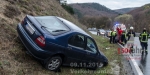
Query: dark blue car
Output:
[[17, 15, 108, 71]]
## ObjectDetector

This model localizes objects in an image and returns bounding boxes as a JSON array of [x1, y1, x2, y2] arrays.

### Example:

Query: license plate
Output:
[[25, 21, 35, 34]]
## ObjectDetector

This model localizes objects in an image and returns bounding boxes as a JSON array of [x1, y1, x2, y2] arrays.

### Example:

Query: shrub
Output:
[[61, 4, 74, 15]]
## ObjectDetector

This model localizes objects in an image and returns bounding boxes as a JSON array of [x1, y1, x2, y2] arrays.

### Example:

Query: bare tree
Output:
[[114, 14, 134, 28]]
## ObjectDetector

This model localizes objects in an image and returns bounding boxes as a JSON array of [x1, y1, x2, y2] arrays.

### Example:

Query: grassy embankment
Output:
[[0, 0, 123, 75]]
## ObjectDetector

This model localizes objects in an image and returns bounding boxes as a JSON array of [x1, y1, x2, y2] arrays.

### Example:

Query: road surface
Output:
[[90, 31, 134, 75], [90, 31, 149, 75], [90, 31, 97, 35], [133, 37, 150, 75]]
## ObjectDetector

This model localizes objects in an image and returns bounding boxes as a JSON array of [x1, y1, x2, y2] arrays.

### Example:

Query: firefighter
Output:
[[110, 29, 116, 44], [127, 26, 135, 40], [139, 28, 150, 54], [121, 30, 127, 46], [126, 26, 135, 53]]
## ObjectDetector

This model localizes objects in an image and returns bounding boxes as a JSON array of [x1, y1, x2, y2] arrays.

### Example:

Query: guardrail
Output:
[[118, 43, 144, 75], [90, 31, 143, 75]]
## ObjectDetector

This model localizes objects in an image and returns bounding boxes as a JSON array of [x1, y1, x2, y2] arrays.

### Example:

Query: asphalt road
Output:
[[132, 37, 150, 75], [89, 31, 149, 75], [90, 31, 97, 35], [90, 31, 134, 75]]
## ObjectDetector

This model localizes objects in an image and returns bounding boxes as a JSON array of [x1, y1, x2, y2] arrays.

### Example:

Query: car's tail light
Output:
[[21, 20, 24, 25], [35, 36, 45, 47]]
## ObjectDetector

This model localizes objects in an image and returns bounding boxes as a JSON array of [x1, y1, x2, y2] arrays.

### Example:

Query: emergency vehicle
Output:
[[113, 24, 127, 42]]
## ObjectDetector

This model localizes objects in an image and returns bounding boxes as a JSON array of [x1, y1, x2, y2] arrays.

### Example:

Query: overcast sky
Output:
[[67, 0, 150, 10]]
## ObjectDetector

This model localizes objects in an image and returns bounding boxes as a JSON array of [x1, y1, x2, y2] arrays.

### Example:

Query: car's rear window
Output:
[[35, 16, 70, 35]]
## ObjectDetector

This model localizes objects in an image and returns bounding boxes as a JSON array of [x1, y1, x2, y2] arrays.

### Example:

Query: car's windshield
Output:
[[35, 16, 70, 35]]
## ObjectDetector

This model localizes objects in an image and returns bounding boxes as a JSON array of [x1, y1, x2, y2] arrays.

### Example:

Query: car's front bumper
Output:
[[17, 23, 51, 60]]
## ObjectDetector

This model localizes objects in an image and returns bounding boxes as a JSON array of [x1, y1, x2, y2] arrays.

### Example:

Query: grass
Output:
[[92, 35, 122, 75], [0, 0, 124, 75], [4, 5, 21, 18]]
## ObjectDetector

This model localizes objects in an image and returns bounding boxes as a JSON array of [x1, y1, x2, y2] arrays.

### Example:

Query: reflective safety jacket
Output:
[[111, 31, 116, 36], [127, 31, 135, 37], [121, 32, 127, 39], [127, 30, 135, 40], [139, 32, 150, 42]]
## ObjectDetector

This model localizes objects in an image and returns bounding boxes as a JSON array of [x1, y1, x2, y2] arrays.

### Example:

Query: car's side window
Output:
[[68, 34, 85, 49], [86, 38, 97, 53]]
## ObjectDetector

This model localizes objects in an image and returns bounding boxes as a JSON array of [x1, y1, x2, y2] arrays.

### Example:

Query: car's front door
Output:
[[65, 34, 87, 67], [84, 37, 99, 68]]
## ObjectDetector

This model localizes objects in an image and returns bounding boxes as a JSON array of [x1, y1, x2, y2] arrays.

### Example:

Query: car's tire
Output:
[[45, 56, 62, 71]]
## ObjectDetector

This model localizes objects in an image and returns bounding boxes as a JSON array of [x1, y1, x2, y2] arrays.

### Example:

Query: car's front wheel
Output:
[[45, 56, 62, 71]]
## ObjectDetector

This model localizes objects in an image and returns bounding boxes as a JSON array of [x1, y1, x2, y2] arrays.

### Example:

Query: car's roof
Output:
[[56, 17, 91, 37], [30, 15, 91, 37]]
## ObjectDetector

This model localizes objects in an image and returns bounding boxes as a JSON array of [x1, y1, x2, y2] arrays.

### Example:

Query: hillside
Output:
[[114, 7, 137, 14], [69, 3, 119, 18], [128, 3, 150, 32], [0, 0, 87, 74], [0, 0, 123, 75]]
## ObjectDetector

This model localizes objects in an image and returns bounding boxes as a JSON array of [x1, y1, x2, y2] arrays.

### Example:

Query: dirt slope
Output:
[[0, 0, 124, 75], [0, 0, 88, 75]]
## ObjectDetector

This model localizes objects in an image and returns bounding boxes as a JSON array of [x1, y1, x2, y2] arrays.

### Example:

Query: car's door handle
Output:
[[67, 46, 72, 50]]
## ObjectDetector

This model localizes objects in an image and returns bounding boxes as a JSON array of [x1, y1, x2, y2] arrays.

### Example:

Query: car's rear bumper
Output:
[[17, 23, 51, 60]]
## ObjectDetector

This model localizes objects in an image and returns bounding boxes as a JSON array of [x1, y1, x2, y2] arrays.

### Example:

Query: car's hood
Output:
[[99, 50, 105, 56], [98, 50, 108, 62]]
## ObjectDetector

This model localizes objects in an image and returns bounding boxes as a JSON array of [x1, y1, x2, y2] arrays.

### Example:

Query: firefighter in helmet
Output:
[[127, 26, 135, 40], [139, 28, 150, 54]]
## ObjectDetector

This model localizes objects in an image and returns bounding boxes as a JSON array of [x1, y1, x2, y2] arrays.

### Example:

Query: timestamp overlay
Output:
[[70, 69, 113, 74], [70, 62, 101, 68], [69, 62, 113, 74]]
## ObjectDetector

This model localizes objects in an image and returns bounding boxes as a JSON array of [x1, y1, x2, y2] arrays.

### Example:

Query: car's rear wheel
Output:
[[45, 56, 62, 71]]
